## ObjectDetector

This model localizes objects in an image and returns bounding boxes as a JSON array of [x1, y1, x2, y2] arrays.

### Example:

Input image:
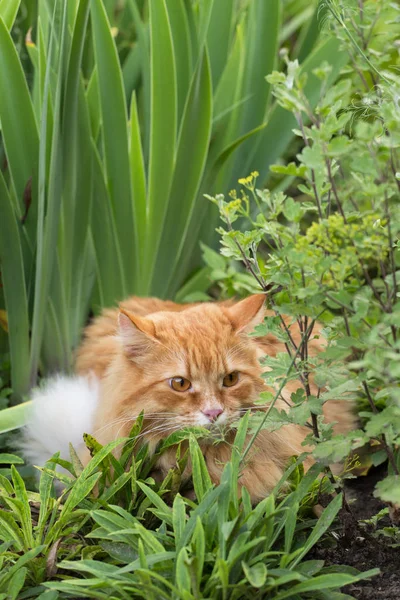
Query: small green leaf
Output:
[[242, 561, 267, 587]]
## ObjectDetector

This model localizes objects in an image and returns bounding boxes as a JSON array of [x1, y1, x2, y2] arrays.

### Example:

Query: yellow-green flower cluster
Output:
[[238, 171, 259, 190], [295, 214, 389, 286]]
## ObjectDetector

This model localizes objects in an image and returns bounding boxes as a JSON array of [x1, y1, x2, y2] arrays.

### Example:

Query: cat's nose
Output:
[[202, 408, 223, 422]]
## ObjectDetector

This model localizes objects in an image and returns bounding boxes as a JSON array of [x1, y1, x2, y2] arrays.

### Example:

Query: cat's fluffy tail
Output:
[[20, 374, 99, 468]]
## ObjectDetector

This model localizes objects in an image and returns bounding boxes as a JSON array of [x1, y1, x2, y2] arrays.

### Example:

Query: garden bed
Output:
[[311, 465, 400, 600]]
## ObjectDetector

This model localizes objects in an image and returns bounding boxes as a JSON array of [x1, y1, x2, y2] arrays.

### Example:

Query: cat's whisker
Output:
[[93, 417, 135, 436], [133, 423, 181, 441], [93, 413, 182, 437], [239, 405, 271, 411]]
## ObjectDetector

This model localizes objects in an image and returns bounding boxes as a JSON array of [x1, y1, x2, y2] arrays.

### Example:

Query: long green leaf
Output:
[[0, 172, 30, 395], [91, 0, 133, 295], [0, 0, 21, 30], [210, 23, 246, 162], [90, 142, 126, 307], [126, 0, 151, 160], [60, 0, 91, 296], [243, 37, 349, 182], [233, 0, 280, 184], [0, 402, 31, 435], [240, 0, 280, 135], [10, 465, 34, 548], [273, 571, 379, 600], [129, 92, 147, 290], [168, 0, 192, 120], [206, 0, 234, 88], [144, 0, 177, 293], [29, 0, 68, 385], [153, 49, 212, 297], [0, 17, 39, 234]]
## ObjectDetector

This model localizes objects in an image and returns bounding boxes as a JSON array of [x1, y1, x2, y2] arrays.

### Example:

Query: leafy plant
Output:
[[205, 0, 400, 513], [0, 418, 377, 599], [0, 0, 348, 416]]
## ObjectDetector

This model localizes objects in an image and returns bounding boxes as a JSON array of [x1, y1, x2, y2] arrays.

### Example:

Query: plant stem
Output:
[[296, 112, 323, 218], [241, 316, 321, 464]]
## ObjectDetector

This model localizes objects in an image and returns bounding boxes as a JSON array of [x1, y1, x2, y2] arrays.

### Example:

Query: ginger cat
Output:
[[71, 294, 355, 503]]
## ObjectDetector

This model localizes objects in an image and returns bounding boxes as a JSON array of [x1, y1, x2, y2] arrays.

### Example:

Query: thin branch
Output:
[[296, 112, 323, 219], [241, 316, 322, 464]]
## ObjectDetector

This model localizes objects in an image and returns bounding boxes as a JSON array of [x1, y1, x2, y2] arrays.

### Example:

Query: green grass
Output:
[[0, 419, 378, 599]]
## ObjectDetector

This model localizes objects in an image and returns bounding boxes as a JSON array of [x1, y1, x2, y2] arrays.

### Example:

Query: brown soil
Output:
[[311, 465, 400, 599]]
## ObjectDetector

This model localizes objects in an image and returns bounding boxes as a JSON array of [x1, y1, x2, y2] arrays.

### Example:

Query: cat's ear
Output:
[[118, 308, 158, 356], [225, 294, 265, 334]]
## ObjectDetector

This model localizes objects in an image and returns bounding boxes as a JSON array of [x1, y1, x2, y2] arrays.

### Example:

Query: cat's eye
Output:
[[223, 371, 239, 387], [169, 377, 191, 392]]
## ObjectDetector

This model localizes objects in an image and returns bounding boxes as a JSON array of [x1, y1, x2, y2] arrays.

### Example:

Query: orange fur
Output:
[[75, 295, 356, 503]]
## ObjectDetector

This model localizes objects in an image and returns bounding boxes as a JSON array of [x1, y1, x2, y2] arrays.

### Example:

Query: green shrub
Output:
[[205, 0, 400, 509]]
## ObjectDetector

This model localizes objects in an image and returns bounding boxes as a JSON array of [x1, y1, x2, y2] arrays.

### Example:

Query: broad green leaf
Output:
[[374, 475, 400, 505], [242, 562, 267, 588]]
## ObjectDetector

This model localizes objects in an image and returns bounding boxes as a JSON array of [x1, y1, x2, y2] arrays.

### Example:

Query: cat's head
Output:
[[113, 295, 266, 438]]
